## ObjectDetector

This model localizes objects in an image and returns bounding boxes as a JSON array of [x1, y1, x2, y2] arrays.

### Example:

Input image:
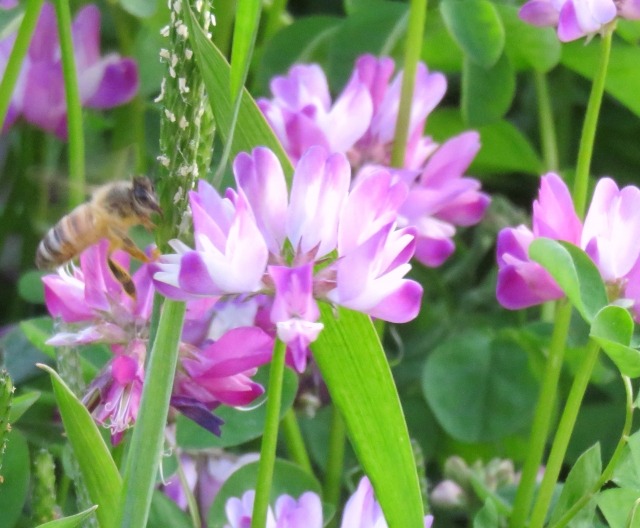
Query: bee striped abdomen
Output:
[[35, 204, 98, 270]]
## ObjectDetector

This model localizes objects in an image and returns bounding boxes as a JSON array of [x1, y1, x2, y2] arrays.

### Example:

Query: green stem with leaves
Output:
[[0, 0, 44, 129], [528, 339, 601, 528], [251, 339, 287, 528], [572, 29, 612, 217], [510, 301, 572, 528], [390, 0, 427, 168], [549, 376, 633, 528], [53, 0, 85, 208], [119, 300, 186, 528]]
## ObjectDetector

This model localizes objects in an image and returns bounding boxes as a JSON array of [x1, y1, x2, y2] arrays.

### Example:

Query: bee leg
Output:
[[107, 257, 137, 300], [108, 228, 153, 263]]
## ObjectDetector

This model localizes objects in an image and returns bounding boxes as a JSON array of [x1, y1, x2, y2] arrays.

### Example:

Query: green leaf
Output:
[[440, 0, 505, 67], [10, 390, 41, 423], [255, 16, 341, 94], [0, 4, 23, 39], [208, 459, 327, 528], [35, 506, 98, 528], [613, 430, 640, 490], [599, 488, 640, 528], [119, 0, 157, 18], [497, 4, 560, 72], [529, 239, 608, 323], [313, 306, 426, 528], [590, 306, 640, 377], [327, 1, 409, 89], [549, 444, 601, 525], [148, 491, 192, 528], [230, 0, 261, 101], [182, 5, 292, 179], [462, 53, 515, 126], [18, 269, 45, 304], [562, 39, 640, 119], [473, 499, 499, 528], [20, 317, 56, 359], [176, 366, 298, 448], [40, 364, 122, 528], [0, 430, 29, 528], [184, 13, 425, 527], [422, 8, 464, 73], [422, 331, 538, 442]]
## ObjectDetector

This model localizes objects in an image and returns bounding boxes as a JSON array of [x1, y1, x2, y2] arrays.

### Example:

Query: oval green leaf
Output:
[[441, 0, 505, 67], [529, 239, 608, 323], [591, 306, 640, 377], [40, 364, 122, 528], [119, 0, 157, 18], [422, 331, 538, 442]]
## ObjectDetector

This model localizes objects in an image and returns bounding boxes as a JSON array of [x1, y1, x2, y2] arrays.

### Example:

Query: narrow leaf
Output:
[[19, 317, 56, 359], [39, 364, 122, 528], [591, 306, 640, 377], [440, 0, 505, 67], [9, 390, 41, 423], [312, 306, 425, 528], [230, 0, 261, 100], [35, 506, 98, 528], [529, 239, 608, 323]]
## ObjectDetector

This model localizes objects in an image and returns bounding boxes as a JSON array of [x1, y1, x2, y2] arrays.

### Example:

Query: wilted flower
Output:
[[497, 173, 640, 319], [519, 0, 640, 41], [1, 2, 138, 137], [259, 55, 489, 267], [42, 242, 272, 441], [154, 146, 422, 372]]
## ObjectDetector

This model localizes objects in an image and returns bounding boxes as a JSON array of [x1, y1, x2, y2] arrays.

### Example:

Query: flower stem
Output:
[[528, 338, 601, 528], [323, 405, 346, 525], [549, 376, 633, 528], [572, 29, 612, 217], [390, 0, 427, 168], [119, 300, 186, 528], [251, 338, 287, 528], [534, 71, 559, 172], [281, 408, 313, 474], [510, 301, 572, 527], [53, 0, 85, 208], [0, 0, 44, 129]]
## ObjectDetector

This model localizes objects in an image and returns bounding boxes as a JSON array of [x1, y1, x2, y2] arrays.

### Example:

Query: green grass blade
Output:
[[230, 0, 261, 101], [39, 364, 121, 528]]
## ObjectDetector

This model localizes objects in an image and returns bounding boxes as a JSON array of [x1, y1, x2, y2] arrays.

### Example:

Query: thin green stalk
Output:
[[528, 339, 601, 528], [251, 339, 287, 528], [324, 406, 346, 528], [390, 0, 427, 168], [549, 376, 633, 528], [281, 408, 313, 474], [53, 0, 85, 208], [572, 29, 612, 217], [534, 71, 559, 172], [119, 300, 186, 528], [0, 0, 45, 127], [510, 301, 572, 528]]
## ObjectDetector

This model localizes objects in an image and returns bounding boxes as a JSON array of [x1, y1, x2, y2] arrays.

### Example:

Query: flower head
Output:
[[1, 2, 138, 138], [154, 146, 422, 372]]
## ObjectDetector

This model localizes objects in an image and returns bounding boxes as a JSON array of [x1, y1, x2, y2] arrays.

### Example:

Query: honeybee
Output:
[[35, 176, 162, 298]]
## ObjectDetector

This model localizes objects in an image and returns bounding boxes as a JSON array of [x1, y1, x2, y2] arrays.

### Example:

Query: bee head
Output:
[[132, 176, 163, 219]]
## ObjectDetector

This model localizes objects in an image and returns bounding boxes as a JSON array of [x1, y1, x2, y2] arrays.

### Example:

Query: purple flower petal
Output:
[[170, 397, 223, 436]]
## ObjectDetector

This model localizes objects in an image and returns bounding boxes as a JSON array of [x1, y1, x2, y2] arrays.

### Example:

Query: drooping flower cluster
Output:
[[258, 54, 490, 267], [42, 241, 273, 442], [154, 146, 422, 372], [224, 477, 434, 528], [497, 173, 640, 320], [519, 0, 640, 41], [0, 2, 138, 138]]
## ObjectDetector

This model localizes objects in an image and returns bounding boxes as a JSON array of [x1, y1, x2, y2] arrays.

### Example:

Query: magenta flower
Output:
[[42, 242, 272, 440], [497, 174, 640, 318], [1, 2, 138, 137], [259, 55, 489, 268], [154, 146, 422, 372], [519, 0, 640, 41]]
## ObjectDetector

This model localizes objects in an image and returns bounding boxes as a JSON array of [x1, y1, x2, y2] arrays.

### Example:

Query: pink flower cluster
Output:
[[497, 173, 640, 320], [0, 2, 138, 138], [224, 477, 434, 528], [43, 241, 273, 442], [154, 146, 422, 372], [258, 55, 490, 268], [519, 0, 640, 41]]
